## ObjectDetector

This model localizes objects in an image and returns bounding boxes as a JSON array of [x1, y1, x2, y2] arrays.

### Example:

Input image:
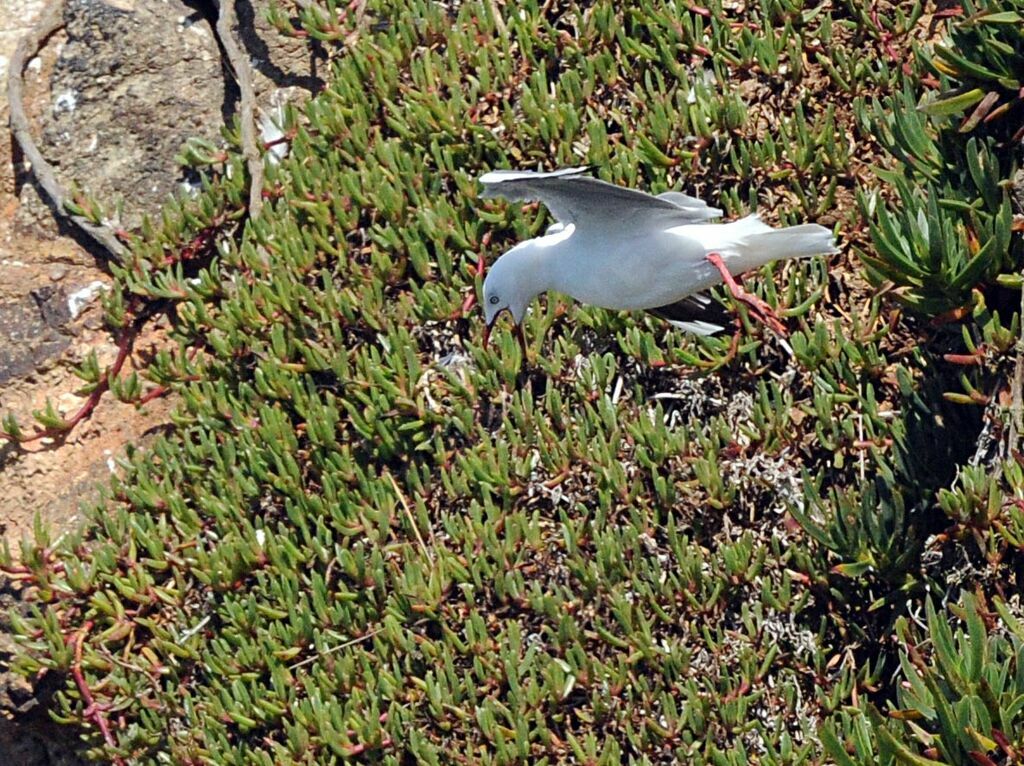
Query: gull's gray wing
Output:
[[646, 292, 729, 335], [656, 191, 722, 221], [479, 167, 720, 228]]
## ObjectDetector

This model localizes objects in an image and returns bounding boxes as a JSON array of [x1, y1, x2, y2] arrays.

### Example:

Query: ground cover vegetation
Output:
[[2, 0, 1024, 763]]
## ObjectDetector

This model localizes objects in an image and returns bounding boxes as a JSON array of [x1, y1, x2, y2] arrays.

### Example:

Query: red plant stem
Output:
[[944, 352, 985, 366], [135, 385, 170, 406], [262, 131, 295, 150], [3, 283, 210, 442], [342, 713, 391, 757], [140, 342, 204, 403], [991, 728, 1016, 759], [459, 292, 478, 317], [344, 738, 393, 757], [69, 622, 125, 764], [852, 438, 893, 449], [137, 374, 201, 406], [966, 752, 999, 766], [2, 323, 136, 444], [456, 253, 488, 318], [339, 0, 364, 21], [721, 678, 751, 704], [0, 562, 66, 579]]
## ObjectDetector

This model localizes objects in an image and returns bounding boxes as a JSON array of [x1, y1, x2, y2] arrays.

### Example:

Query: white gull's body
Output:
[[480, 167, 838, 334]]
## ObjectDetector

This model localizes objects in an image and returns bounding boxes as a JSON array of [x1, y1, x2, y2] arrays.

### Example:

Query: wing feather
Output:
[[656, 191, 722, 221], [479, 168, 718, 228], [645, 293, 730, 335]]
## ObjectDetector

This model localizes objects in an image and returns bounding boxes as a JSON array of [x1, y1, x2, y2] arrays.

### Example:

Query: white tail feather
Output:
[[738, 224, 838, 269], [674, 216, 837, 272]]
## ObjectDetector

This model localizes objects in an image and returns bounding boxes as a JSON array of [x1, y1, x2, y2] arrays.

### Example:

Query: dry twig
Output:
[[288, 627, 384, 670], [387, 471, 436, 562], [1010, 283, 1024, 450]]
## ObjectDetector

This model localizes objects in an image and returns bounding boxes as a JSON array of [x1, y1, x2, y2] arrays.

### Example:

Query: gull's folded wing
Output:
[[479, 167, 720, 227], [646, 292, 729, 335]]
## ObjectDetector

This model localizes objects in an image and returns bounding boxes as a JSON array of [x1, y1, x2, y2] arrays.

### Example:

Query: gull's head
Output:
[[483, 254, 525, 322], [480, 224, 573, 350], [481, 246, 536, 347]]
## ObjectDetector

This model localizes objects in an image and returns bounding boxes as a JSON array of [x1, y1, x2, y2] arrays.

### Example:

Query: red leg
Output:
[[706, 252, 787, 336]]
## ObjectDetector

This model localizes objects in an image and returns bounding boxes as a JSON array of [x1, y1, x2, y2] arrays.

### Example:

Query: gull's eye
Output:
[[489, 296, 500, 305]]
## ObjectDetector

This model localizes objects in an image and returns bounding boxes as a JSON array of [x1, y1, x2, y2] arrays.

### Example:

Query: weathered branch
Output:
[[214, 1, 264, 219], [7, 0, 129, 261]]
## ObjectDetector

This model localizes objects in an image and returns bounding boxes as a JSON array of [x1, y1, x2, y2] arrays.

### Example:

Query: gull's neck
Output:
[[516, 224, 577, 295], [505, 241, 554, 299]]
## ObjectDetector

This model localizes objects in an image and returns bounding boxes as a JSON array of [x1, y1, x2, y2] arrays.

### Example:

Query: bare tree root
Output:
[[7, 0, 129, 262]]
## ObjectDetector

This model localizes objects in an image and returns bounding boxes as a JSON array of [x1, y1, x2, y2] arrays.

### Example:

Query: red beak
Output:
[[482, 311, 528, 360]]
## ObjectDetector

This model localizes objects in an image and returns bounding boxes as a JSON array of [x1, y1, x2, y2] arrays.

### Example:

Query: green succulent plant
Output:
[[0, 1, 1022, 765]]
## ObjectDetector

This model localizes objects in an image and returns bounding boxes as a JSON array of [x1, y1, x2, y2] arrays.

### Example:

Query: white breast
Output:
[[547, 228, 717, 310]]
